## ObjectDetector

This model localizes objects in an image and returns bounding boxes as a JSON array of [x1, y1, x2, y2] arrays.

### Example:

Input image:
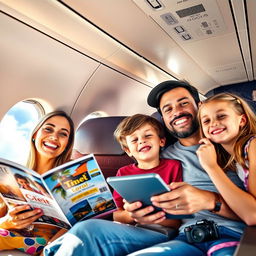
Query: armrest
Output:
[[135, 223, 178, 239], [234, 226, 256, 256]]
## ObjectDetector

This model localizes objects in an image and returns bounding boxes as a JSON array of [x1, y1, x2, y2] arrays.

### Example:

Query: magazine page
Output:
[[41, 154, 117, 226], [0, 158, 71, 229]]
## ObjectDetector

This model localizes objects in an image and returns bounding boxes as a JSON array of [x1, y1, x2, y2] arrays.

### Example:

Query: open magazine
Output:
[[0, 154, 117, 229]]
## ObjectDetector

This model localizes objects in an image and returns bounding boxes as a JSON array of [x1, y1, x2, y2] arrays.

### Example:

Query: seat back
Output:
[[73, 116, 134, 180]]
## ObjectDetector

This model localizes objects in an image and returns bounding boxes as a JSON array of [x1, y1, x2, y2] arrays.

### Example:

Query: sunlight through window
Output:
[[0, 101, 44, 165]]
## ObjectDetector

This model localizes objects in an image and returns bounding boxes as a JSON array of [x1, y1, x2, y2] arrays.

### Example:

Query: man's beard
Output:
[[168, 115, 199, 139]]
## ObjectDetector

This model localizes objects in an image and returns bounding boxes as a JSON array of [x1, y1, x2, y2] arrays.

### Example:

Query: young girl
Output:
[[196, 92, 256, 226], [0, 111, 75, 255]]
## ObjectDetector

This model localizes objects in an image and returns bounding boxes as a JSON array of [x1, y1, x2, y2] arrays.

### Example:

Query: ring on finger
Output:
[[26, 224, 34, 231], [175, 203, 179, 209]]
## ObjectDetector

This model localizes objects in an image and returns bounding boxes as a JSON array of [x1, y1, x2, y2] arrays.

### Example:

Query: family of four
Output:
[[1, 80, 256, 256], [45, 80, 256, 255]]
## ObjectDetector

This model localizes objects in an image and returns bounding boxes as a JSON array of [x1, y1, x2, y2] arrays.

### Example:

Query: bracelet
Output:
[[210, 192, 222, 213]]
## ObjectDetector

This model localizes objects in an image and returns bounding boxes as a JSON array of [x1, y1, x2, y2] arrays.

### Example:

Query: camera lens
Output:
[[191, 227, 206, 243]]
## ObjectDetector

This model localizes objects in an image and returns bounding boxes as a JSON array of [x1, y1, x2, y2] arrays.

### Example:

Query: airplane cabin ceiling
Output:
[[62, 0, 255, 93], [0, 0, 255, 95]]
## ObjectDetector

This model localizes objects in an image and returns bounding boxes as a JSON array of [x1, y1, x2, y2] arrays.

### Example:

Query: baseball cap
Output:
[[147, 80, 200, 108]]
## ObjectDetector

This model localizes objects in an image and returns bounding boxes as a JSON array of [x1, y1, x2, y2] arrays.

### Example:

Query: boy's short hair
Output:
[[114, 114, 165, 150]]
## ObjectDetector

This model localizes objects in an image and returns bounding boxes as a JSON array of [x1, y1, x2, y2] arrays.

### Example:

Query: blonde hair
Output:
[[198, 93, 256, 171], [114, 114, 165, 150], [26, 111, 75, 171]]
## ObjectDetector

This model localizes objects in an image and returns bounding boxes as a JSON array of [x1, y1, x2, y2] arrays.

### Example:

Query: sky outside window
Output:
[[0, 101, 42, 165]]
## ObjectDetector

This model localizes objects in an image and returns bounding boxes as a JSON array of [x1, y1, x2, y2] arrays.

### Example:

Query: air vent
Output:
[[134, 0, 226, 43]]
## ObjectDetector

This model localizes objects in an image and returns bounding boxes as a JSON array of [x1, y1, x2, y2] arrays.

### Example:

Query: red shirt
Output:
[[113, 159, 182, 208]]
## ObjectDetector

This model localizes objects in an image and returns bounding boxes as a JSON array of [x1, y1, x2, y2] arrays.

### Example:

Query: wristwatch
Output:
[[210, 192, 222, 213]]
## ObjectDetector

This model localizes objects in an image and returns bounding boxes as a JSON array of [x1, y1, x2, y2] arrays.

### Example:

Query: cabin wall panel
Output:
[[247, 0, 256, 80], [0, 12, 100, 122], [0, 0, 121, 61], [63, 0, 218, 93], [0, 0, 175, 89], [71, 65, 155, 127]]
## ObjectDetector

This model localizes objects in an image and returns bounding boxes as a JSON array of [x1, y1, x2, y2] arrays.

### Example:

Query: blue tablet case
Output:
[[107, 173, 194, 219]]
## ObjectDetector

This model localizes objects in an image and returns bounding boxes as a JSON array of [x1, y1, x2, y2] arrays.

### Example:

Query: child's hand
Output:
[[196, 138, 218, 172], [123, 199, 166, 224]]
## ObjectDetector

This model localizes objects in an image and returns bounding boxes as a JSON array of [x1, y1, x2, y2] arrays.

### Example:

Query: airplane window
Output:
[[0, 100, 44, 165]]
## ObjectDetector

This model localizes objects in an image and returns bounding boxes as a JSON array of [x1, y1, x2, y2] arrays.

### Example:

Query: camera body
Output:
[[184, 219, 219, 243]]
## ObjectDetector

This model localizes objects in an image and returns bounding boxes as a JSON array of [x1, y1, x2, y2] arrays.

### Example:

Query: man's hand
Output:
[[123, 200, 166, 224], [151, 182, 215, 215]]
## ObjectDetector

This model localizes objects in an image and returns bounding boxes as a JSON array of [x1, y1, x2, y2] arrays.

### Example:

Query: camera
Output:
[[184, 219, 219, 243]]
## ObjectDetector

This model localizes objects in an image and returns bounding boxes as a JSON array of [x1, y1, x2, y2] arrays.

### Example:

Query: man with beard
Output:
[[125, 80, 246, 256], [44, 80, 246, 256]]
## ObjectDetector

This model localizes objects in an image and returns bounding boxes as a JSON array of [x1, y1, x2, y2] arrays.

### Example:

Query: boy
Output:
[[113, 114, 182, 227]]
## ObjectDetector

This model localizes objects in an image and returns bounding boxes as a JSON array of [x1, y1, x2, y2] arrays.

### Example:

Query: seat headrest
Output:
[[74, 116, 127, 155]]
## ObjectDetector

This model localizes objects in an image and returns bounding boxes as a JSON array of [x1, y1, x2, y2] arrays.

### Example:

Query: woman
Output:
[[0, 110, 75, 255]]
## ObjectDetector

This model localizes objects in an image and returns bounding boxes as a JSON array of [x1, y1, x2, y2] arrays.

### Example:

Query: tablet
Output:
[[107, 173, 193, 219]]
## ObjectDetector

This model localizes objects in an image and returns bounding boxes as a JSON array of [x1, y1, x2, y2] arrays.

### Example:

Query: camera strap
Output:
[[207, 241, 240, 256]]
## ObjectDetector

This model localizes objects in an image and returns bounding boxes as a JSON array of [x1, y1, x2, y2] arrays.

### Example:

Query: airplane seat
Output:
[[73, 116, 134, 181], [1, 116, 254, 256], [73, 116, 134, 221]]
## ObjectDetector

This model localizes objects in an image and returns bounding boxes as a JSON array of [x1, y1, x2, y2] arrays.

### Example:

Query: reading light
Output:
[[146, 0, 162, 9]]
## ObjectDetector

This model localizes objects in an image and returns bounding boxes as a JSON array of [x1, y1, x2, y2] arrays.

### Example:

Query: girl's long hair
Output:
[[26, 110, 75, 171], [198, 93, 256, 171]]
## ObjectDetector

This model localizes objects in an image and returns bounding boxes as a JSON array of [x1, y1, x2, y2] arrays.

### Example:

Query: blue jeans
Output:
[[128, 226, 241, 256], [44, 219, 168, 256], [44, 220, 241, 256]]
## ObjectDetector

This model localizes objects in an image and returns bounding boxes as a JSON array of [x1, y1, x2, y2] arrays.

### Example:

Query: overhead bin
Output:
[[0, 0, 176, 88], [0, 11, 100, 121], [62, 0, 217, 92]]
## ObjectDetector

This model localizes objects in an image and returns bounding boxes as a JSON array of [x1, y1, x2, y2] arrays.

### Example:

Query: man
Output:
[[126, 80, 245, 255], [44, 80, 245, 256]]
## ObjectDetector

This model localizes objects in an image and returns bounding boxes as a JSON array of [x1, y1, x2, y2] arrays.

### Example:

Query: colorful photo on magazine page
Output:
[[0, 163, 70, 229], [42, 155, 116, 226]]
